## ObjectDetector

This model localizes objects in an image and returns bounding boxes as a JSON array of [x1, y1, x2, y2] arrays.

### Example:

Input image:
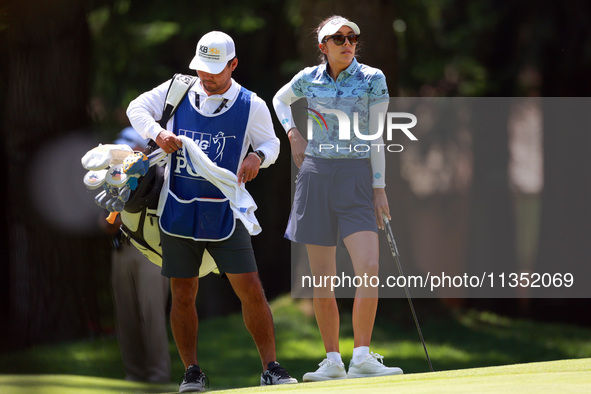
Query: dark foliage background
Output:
[[1, 0, 590, 350]]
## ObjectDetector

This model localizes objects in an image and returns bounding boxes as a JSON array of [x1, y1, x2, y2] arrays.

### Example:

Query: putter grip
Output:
[[382, 214, 399, 257]]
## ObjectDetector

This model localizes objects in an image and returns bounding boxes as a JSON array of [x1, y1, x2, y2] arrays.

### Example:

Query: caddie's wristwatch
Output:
[[253, 150, 265, 165]]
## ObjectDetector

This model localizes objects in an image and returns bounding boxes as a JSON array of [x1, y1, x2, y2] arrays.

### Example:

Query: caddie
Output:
[[126, 30, 297, 392]]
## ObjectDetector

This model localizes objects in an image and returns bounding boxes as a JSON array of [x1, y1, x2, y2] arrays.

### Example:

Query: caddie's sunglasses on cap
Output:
[[322, 34, 360, 46]]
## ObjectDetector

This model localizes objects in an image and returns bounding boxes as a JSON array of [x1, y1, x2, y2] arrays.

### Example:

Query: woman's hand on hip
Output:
[[288, 127, 307, 168]]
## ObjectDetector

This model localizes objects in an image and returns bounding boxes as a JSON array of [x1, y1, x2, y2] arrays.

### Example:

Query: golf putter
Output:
[[382, 214, 434, 372]]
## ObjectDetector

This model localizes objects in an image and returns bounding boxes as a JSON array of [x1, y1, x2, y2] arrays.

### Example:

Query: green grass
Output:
[[1, 295, 591, 392], [1, 358, 590, 393], [0, 375, 176, 394], [213, 358, 591, 393]]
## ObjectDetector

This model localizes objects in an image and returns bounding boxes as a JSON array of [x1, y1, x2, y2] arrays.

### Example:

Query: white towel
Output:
[[175, 135, 261, 235]]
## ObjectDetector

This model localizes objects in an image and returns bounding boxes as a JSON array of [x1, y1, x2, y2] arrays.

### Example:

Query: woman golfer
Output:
[[273, 16, 403, 381]]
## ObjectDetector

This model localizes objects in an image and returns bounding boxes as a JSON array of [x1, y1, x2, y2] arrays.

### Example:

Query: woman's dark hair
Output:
[[315, 15, 360, 64]]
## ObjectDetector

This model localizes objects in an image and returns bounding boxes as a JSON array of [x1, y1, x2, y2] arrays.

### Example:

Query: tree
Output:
[[0, 0, 111, 348], [533, 1, 591, 324], [392, 1, 522, 307]]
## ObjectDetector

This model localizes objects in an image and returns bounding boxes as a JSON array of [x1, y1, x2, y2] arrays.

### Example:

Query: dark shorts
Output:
[[286, 156, 378, 246], [160, 220, 257, 278]]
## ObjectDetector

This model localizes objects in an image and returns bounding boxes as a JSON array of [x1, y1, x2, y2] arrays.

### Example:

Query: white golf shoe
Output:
[[347, 352, 403, 378], [303, 358, 347, 382]]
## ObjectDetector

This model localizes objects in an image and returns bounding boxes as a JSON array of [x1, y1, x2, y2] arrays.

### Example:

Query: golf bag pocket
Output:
[[120, 208, 162, 266], [120, 207, 219, 277]]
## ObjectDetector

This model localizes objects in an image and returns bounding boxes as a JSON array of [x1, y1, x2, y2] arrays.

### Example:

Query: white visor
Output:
[[318, 18, 360, 43]]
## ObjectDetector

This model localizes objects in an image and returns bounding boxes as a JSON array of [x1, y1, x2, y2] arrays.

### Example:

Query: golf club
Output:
[[382, 214, 434, 372]]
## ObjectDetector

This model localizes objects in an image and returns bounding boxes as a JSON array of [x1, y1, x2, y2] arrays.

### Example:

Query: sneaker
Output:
[[347, 352, 403, 378], [260, 361, 298, 385], [303, 358, 347, 382], [179, 364, 208, 393]]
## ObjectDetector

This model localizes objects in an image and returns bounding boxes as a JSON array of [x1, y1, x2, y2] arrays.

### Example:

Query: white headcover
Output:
[[81, 144, 134, 171]]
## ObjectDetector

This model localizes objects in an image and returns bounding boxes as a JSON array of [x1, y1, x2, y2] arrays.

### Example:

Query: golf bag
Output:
[[119, 164, 165, 266], [119, 73, 197, 267]]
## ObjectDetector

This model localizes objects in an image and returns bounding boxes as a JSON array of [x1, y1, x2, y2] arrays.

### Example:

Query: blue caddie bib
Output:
[[160, 87, 252, 240]]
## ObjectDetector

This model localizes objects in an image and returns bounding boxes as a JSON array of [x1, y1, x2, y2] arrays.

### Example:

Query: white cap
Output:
[[189, 31, 236, 74], [317, 17, 360, 44]]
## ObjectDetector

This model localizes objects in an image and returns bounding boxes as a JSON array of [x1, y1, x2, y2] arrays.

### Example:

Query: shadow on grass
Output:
[[0, 375, 176, 394], [0, 295, 590, 391], [368, 298, 591, 373]]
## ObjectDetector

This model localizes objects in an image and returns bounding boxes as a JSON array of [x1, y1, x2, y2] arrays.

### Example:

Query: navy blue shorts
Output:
[[285, 156, 378, 246], [160, 220, 257, 278]]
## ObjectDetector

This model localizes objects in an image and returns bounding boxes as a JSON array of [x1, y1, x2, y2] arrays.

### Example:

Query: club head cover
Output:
[[81, 144, 134, 170], [83, 169, 108, 190], [105, 164, 128, 187], [125, 176, 139, 191], [123, 152, 150, 177]]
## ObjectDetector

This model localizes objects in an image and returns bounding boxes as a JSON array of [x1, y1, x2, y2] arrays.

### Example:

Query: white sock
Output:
[[352, 346, 370, 363], [326, 352, 342, 364]]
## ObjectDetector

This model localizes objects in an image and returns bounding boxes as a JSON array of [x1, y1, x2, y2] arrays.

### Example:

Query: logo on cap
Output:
[[199, 45, 221, 60]]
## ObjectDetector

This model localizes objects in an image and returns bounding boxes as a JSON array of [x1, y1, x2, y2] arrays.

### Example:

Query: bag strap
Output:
[[120, 212, 162, 258], [147, 73, 198, 153], [158, 73, 197, 128]]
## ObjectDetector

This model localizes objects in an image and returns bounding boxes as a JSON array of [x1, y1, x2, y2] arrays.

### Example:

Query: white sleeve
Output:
[[246, 95, 280, 168], [272, 82, 299, 133], [126, 80, 171, 141], [370, 101, 389, 188]]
